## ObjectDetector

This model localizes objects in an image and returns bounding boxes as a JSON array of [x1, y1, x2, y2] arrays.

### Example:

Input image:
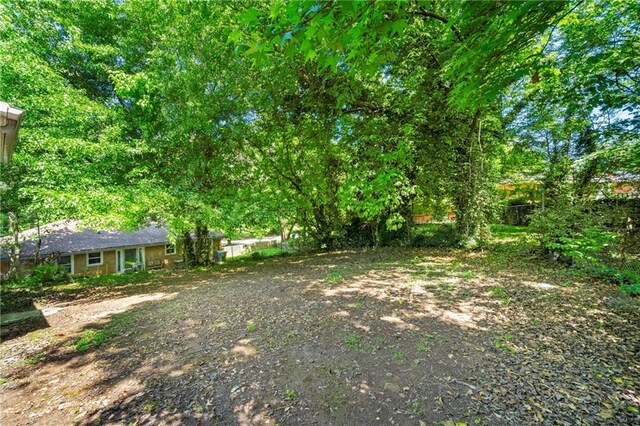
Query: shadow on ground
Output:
[[1, 248, 638, 425]]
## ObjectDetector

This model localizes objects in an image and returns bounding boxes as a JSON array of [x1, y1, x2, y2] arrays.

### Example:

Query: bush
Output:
[[21, 264, 70, 288], [530, 203, 640, 296], [410, 224, 457, 248]]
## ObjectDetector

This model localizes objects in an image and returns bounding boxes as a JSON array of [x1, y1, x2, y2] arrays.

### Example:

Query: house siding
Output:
[[74, 250, 117, 276], [144, 244, 181, 268], [2, 237, 224, 278]]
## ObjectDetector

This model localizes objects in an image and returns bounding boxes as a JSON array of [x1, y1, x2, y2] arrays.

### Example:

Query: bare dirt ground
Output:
[[1, 248, 639, 425]]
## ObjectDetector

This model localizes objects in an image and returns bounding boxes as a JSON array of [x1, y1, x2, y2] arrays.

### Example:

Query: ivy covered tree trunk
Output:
[[193, 223, 212, 266], [182, 231, 195, 267], [452, 110, 492, 248]]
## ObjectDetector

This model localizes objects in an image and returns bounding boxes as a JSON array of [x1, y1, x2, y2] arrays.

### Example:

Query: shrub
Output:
[[547, 226, 618, 267], [21, 264, 70, 288], [410, 224, 457, 248]]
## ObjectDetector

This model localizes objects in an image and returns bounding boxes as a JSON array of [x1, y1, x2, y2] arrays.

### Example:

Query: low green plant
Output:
[[415, 341, 428, 352], [75, 329, 106, 352], [246, 322, 256, 332], [489, 285, 510, 305], [24, 352, 46, 365], [326, 270, 345, 284], [547, 226, 618, 267], [391, 349, 405, 363], [345, 333, 361, 347], [493, 333, 514, 353], [461, 270, 477, 280], [284, 389, 296, 399], [19, 264, 70, 288]]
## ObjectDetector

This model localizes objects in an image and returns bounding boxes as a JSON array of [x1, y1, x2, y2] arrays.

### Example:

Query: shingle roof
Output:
[[0, 220, 225, 260]]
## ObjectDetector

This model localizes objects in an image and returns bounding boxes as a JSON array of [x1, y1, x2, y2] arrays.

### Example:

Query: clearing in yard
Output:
[[1, 245, 639, 425]]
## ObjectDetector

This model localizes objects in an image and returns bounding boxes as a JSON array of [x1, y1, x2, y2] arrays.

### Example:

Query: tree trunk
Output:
[[8, 212, 20, 279], [193, 224, 211, 266], [182, 231, 195, 267], [453, 109, 488, 248], [34, 215, 42, 266]]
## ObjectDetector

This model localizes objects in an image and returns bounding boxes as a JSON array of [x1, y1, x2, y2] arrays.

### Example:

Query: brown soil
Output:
[[1, 248, 638, 425]]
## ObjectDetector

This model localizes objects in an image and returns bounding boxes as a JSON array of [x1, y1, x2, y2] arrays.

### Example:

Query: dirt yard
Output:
[[1, 248, 639, 425]]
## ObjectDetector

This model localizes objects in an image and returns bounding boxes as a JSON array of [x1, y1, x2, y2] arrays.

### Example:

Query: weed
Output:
[[285, 389, 297, 399], [75, 329, 106, 352], [0, 377, 10, 385], [24, 352, 45, 365], [489, 286, 511, 306], [142, 401, 157, 412], [489, 286, 507, 298], [391, 349, 406, 363], [416, 341, 428, 352], [354, 298, 365, 309], [458, 289, 474, 299], [493, 333, 514, 353], [246, 322, 256, 333], [345, 333, 361, 348], [326, 270, 345, 284], [451, 260, 463, 272], [461, 270, 477, 280]]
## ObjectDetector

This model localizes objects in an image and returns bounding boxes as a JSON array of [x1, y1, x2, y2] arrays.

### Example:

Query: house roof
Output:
[[0, 220, 225, 260]]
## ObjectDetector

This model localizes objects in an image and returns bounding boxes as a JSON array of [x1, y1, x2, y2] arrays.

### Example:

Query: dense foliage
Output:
[[1, 1, 638, 272]]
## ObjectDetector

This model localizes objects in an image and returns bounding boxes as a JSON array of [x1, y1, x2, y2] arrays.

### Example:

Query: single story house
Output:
[[0, 220, 225, 277]]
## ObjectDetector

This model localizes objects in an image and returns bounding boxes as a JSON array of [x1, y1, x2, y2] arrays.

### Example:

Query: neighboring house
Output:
[[0, 220, 225, 277]]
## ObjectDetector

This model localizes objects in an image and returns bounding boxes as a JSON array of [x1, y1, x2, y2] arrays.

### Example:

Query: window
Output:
[[165, 244, 177, 255], [57, 255, 72, 273], [87, 251, 103, 266]]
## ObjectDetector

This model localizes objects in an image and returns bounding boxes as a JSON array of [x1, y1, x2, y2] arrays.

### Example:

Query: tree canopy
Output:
[[1, 0, 637, 251]]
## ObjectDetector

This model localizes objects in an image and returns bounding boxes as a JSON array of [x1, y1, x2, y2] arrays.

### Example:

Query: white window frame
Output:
[[86, 251, 103, 267], [57, 254, 74, 275], [165, 244, 177, 255]]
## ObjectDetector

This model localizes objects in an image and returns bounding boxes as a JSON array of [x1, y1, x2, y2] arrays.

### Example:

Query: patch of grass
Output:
[[457, 289, 474, 299], [391, 349, 406, 363], [142, 400, 157, 412], [326, 270, 345, 284], [345, 333, 361, 348], [75, 329, 107, 352], [416, 341, 428, 352], [489, 286, 507, 298], [489, 285, 511, 306], [409, 400, 421, 414], [354, 297, 365, 309], [24, 352, 46, 365], [0, 377, 10, 385], [490, 224, 529, 239], [461, 270, 477, 280], [319, 387, 348, 411], [74, 311, 135, 352], [410, 223, 457, 248], [249, 247, 287, 259], [493, 333, 514, 353], [246, 322, 256, 332], [70, 270, 153, 290], [412, 269, 447, 280], [284, 389, 297, 399]]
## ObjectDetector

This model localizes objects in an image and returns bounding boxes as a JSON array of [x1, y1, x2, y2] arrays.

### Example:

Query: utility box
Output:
[[0, 102, 25, 164], [214, 250, 227, 263]]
